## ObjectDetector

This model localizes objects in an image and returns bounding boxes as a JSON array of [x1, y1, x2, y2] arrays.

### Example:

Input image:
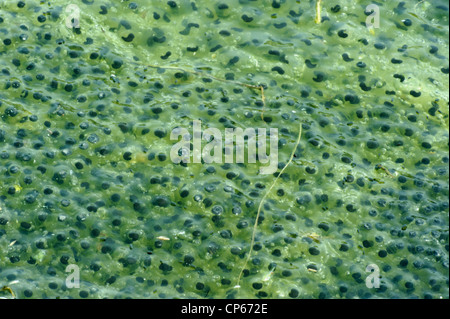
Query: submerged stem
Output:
[[235, 121, 303, 289], [260, 85, 266, 120], [136, 62, 266, 115], [1, 286, 16, 299], [315, 0, 323, 24]]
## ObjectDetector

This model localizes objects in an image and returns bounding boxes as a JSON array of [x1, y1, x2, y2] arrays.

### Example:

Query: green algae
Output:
[[0, 0, 448, 299]]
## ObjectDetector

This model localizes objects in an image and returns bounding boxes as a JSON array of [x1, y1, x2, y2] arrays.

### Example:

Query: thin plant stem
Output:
[[235, 121, 303, 288], [315, 0, 322, 24]]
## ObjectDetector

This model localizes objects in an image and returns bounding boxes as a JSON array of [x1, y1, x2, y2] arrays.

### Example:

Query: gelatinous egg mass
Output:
[[0, 0, 448, 299]]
